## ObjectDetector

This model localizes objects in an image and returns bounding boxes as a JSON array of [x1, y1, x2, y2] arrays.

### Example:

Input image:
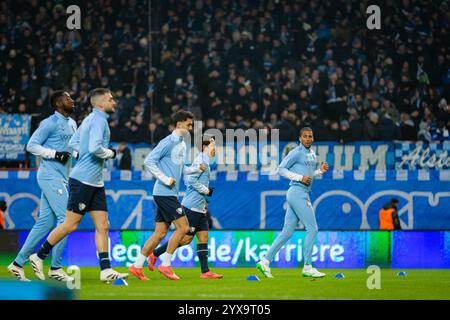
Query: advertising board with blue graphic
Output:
[[1, 169, 449, 230], [6, 230, 448, 269]]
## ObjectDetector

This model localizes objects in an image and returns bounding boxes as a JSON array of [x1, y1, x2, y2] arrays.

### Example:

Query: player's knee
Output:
[[38, 218, 53, 230], [64, 221, 78, 233], [180, 224, 190, 235], [96, 222, 109, 234], [280, 224, 295, 237], [282, 229, 294, 240], [155, 231, 167, 241], [181, 237, 193, 246], [35, 216, 51, 228]]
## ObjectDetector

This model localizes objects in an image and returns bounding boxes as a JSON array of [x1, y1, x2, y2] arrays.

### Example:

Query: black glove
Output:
[[55, 151, 71, 164], [110, 149, 117, 159], [207, 187, 215, 197]]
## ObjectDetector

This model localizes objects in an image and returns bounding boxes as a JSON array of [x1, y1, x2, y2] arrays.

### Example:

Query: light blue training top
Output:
[[181, 152, 211, 213], [144, 132, 201, 196], [278, 144, 323, 193], [26, 111, 77, 182], [69, 108, 115, 187]]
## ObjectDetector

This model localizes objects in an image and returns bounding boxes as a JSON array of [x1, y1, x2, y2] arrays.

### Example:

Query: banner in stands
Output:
[[2, 230, 449, 268], [0, 114, 31, 161], [1, 169, 449, 230], [394, 141, 450, 170], [103, 141, 449, 171]]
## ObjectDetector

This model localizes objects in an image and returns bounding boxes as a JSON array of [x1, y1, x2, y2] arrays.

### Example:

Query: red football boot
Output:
[[200, 270, 223, 279], [147, 253, 157, 272], [129, 265, 149, 281], [157, 265, 180, 280]]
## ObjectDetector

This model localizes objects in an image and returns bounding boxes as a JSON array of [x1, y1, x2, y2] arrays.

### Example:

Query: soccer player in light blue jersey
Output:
[[148, 137, 223, 279], [7, 91, 77, 282], [29, 88, 128, 282], [256, 127, 329, 278], [129, 110, 205, 281]]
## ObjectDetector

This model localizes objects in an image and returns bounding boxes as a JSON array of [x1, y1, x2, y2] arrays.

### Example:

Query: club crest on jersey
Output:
[[189, 226, 196, 233], [78, 203, 86, 211], [176, 207, 183, 215], [57, 189, 63, 196], [306, 153, 316, 161]]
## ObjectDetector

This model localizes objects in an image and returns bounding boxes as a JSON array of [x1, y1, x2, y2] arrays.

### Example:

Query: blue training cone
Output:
[[247, 275, 260, 281], [397, 271, 407, 277], [334, 273, 345, 279], [112, 279, 129, 286]]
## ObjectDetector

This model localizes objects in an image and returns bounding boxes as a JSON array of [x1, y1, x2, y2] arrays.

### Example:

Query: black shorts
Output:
[[183, 206, 209, 236], [67, 178, 107, 215], [153, 196, 185, 223]]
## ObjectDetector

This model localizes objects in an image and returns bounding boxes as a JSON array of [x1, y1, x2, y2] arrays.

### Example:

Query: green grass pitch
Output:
[[1, 266, 450, 299]]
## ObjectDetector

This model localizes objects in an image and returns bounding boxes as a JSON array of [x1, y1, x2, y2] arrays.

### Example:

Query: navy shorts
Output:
[[153, 196, 185, 223], [183, 206, 209, 236], [67, 178, 107, 215]]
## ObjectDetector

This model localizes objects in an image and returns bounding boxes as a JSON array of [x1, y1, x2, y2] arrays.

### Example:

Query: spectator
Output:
[[377, 113, 399, 141], [147, 121, 167, 145], [0, 200, 7, 230], [379, 198, 401, 230], [348, 112, 363, 141], [275, 111, 298, 141], [118, 142, 132, 171], [417, 121, 432, 143], [328, 121, 341, 141], [340, 120, 352, 143], [363, 112, 379, 141], [399, 113, 417, 141], [434, 121, 450, 142], [53, 53, 70, 89]]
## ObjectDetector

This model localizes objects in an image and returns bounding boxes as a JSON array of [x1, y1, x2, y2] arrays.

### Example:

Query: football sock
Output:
[[37, 240, 54, 260], [162, 253, 172, 267], [153, 243, 168, 257], [303, 264, 312, 270], [99, 252, 111, 270], [134, 253, 147, 268], [197, 243, 209, 273], [13, 261, 22, 268]]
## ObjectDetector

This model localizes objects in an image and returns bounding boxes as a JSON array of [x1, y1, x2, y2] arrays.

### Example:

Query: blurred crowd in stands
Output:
[[1, 0, 449, 145]]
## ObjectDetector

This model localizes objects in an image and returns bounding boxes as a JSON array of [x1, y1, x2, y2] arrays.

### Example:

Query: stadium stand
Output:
[[0, 0, 449, 150]]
